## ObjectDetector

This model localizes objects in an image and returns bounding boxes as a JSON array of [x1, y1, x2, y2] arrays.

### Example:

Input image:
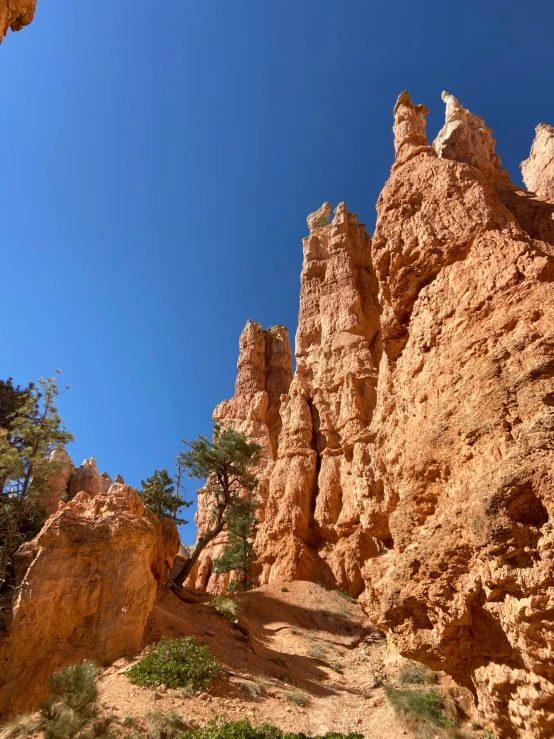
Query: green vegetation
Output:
[[0, 374, 73, 592], [335, 589, 356, 603], [127, 637, 221, 691], [234, 677, 268, 698], [40, 660, 115, 739], [139, 468, 190, 524], [142, 710, 188, 739], [211, 596, 239, 620], [0, 713, 40, 738], [173, 423, 261, 588], [398, 661, 435, 685], [213, 497, 258, 591], [385, 685, 457, 736], [180, 719, 361, 739], [283, 690, 309, 707], [307, 644, 327, 660], [1, 661, 116, 739], [280, 586, 289, 593]]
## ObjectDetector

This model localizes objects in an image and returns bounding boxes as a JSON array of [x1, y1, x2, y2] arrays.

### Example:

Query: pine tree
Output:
[[212, 496, 258, 591], [0, 372, 73, 590], [139, 468, 189, 524], [172, 422, 261, 588]]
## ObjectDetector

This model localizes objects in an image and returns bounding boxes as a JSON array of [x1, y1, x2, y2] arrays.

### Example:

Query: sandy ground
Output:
[[96, 581, 472, 738]]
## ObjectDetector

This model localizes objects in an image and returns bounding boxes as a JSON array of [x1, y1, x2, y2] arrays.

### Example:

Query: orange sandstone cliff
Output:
[[191, 92, 554, 737]]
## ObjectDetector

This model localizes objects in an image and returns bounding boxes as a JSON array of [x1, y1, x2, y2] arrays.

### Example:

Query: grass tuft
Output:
[[235, 678, 268, 699], [398, 661, 436, 685], [127, 637, 221, 691], [144, 709, 188, 739], [179, 718, 361, 739], [307, 644, 327, 660], [40, 660, 116, 739], [0, 714, 40, 738], [211, 596, 239, 620], [385, 685, 457, 736], [283, 689, 310, 707], [335, 589, 356, 603]]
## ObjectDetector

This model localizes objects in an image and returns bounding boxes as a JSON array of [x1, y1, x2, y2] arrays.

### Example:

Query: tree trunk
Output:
[[172, 520, 224, 588]]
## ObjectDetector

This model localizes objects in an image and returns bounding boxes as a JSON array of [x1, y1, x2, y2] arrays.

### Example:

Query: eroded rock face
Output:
[[186, 321, 292, 592], [0, 0, 36, 42], [0, 483, 179, 716], [521, 123, 554, 203], [257, 202, 384, 593], [193, 92, 554, 736], [43, 447, 74, 515], [68, 455, 102, 498], [370, 92, 554, 738]]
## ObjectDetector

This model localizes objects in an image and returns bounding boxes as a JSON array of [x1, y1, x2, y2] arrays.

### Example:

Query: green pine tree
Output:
[[172, 422, 261, 588], [213, 496, 258, 591], [139, 468, 190, 524], [0, 372, 74, 590]]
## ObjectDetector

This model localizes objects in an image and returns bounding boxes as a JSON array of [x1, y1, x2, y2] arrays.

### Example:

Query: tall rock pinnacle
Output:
[[521, 122, 554, 202], [187, 321, 292, 592], [433, 90, 512, 186], [392, 90, 432, 164]]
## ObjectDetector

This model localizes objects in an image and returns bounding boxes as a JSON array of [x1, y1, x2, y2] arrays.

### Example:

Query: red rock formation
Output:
[[0, 0, 36, 42], [187, 321, 292, 592], [43, 447, 74, 515], [68, 455, 102, 498], [370, 91, 554, 738], [191, 91, 554, 736], [521, 122, 554, 202], [0, 483, 179, 716], [257, 202, 384, 594]]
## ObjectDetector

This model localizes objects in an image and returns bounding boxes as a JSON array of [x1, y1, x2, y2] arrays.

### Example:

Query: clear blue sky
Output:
[[2, 0, 553, 544]]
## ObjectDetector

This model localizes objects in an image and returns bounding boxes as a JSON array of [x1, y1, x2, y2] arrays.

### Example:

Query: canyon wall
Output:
[[0, 0, 36, 42], [195, 92, 554, 737], [371, 91, 554, 739]]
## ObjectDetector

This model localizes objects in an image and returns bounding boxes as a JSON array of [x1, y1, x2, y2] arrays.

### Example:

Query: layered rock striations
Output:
[[0, 0, 36, 42], [196, 91, 554, 736], [0, 468, 179, 716]]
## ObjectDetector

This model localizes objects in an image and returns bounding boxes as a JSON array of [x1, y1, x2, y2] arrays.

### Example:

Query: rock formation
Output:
[[0, 479, 179, 716], [0, 0, 36, 42], [257, 201, 384, 593], [187, 320, 292, 592], [191, 91, 554, 737], [369, 90, 554, 738], [521, 122, 554, 202], [43, 447, 74, 515]]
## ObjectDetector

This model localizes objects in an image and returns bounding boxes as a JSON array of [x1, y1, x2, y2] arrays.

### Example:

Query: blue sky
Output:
[[1, 0, 553, 543]]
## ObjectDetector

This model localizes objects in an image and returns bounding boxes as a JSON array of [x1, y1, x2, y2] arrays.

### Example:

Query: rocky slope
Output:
[[192, 92, 554, 737], [0, 458, 180, 716], [88, 582, 469, 739], [0, 0, 36, 42]]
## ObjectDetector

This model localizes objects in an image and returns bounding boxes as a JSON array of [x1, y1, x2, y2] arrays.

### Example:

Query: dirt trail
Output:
[[98, 582, 415, 737]]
